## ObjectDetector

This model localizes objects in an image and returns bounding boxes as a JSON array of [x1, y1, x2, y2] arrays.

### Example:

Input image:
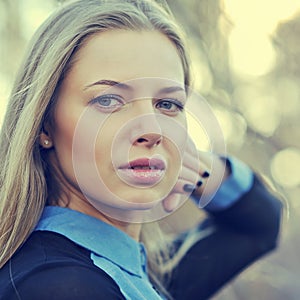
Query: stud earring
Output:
[[44, 140, 49, 146]]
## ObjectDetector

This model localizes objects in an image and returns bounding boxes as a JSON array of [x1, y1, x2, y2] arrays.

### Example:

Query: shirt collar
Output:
[[35, 206, 146, 277]]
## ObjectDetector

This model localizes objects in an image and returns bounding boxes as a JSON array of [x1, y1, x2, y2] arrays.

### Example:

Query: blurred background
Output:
[[0, 0, 299, 299]]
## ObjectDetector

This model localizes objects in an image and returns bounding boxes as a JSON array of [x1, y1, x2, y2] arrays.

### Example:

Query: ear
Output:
[[39, 131, 53, 149]]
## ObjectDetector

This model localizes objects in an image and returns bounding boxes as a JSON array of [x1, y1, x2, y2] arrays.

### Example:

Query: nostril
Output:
[[137, 138, 148, 143], [134, 134, 162, 147]]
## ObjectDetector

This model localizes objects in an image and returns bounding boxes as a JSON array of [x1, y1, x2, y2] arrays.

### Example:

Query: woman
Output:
[[0, 0, 282, 299]]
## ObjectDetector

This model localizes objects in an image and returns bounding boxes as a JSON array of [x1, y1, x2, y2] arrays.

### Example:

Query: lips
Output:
[[119, 158, 166, 171], [117, 157, 166, 185]]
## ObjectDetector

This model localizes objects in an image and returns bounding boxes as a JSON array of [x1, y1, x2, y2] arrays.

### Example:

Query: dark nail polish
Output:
[[183, 184, 195, 192], [196, 180, 203, 187], [202, 171, 210, 178]]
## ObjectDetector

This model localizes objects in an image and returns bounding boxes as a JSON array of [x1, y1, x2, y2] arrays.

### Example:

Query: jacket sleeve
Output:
[[169, 175, 283, 300]]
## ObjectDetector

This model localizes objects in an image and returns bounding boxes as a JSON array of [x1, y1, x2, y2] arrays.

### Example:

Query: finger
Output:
[[197, 150, 213, 167], [183, 134, 199, 156], [181, 151, 211, 177], [181, 150, 201, 172], [182, 136, 212, 174], [162, 193, 182, 212], [171, 178, 198, 194], [178, 165, 199, 185]]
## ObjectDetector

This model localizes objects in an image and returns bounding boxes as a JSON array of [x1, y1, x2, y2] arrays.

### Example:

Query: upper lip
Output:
[[119, 158, 166, 170]]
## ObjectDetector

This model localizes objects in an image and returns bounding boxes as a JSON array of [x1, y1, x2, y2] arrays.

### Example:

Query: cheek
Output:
[[70, 109, 115, 200], [94, 124, 115, 172], [53, 105, 106, 181], [72, 108, 121, 185], [52, 115, 78, 171], [53, 100, 82, 149]]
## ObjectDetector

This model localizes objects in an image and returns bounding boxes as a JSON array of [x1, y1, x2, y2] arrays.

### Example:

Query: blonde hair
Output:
[[0, 0, 190, 296]]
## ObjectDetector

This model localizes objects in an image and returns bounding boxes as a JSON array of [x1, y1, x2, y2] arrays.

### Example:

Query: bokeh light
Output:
[[276, 77, 300, 119], [223, 0, 300, 34], [233, 85, 281, 136], [19, 0, 55, 40], [271, 148, 300, 188], [222, 0, 300, 77], [213, 108, 247, 150], [228, 29, 276, 77]]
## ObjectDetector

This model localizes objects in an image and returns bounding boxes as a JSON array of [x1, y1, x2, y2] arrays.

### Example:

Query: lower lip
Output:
[[117, 169, 165, 185]]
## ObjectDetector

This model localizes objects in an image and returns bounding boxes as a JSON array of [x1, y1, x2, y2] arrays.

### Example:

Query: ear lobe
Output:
[[39, 132, 53, 149]]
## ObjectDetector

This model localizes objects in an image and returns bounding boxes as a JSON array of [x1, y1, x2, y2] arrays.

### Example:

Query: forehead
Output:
[[66, 29, 184, 87]]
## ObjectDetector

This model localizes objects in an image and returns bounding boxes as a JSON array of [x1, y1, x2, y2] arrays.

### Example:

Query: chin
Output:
[[118, 191, 164, 207]]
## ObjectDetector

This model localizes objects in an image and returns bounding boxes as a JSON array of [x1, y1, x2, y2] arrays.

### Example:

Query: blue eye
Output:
[[90, 94, 124, 112], [156, 99, 184, 113]]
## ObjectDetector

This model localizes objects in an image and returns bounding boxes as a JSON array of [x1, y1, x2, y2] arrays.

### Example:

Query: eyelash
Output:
[[155, 98, 185, 112], [89, 94, 125, 111], [89, 94, 185, 113]]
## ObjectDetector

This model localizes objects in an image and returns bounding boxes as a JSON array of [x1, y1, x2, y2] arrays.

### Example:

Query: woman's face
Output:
[[50, 30, 187, 220]]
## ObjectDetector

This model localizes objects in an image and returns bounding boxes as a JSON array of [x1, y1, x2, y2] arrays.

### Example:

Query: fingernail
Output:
[[183, 184, 195, 192], [202, 171, 210, 178], [196, 180, 203, 187]]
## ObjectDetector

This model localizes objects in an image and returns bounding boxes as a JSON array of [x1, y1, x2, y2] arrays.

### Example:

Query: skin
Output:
[[45, 30, 194, 239]]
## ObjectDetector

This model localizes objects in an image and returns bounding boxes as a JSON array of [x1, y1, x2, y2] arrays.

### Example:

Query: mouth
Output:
[[119, 157, 166, 170], [117, 157, 166, 185]]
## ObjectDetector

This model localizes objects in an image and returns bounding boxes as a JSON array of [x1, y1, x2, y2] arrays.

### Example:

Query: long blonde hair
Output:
[[0, 0, 190, 295]]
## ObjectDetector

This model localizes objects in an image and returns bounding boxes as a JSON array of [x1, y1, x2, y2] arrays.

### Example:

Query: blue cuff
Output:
[[204, 156, 254, 212]]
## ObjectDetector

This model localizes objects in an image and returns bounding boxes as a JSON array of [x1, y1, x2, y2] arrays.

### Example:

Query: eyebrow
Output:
[[84, 79, 186, 94], [84, 79, 132, 91], [159, 85, 186, 94]]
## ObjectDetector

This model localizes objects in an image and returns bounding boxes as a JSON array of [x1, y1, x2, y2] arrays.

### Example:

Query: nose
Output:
[[133, 132, 162, 148], [130, 104, 163, 147], [128, 99, 164, 148], [132, 112, 163, 148]]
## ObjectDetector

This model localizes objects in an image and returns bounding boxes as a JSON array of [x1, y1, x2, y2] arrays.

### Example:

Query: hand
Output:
[[162, 139, 231, 212], [162, 137, 211, 212], [192, 152, 230, 196]]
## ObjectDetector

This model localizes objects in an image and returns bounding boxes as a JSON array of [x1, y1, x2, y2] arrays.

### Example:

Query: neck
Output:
[[57, 194, 143, 241], [98, 213, 142, 241]]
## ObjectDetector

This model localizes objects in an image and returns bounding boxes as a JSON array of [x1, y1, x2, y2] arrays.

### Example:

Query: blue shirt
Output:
[[35, 207, 163, 300]]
